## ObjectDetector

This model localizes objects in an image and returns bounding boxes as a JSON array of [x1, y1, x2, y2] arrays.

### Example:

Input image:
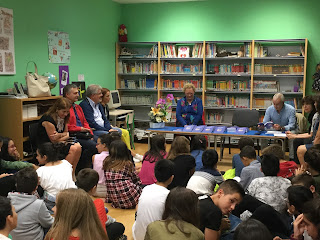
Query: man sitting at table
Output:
[[261, 92, 296, 160]]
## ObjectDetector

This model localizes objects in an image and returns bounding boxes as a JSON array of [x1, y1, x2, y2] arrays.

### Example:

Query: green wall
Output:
[[0, 0, 121, 95], [121, 0, 320, 95]]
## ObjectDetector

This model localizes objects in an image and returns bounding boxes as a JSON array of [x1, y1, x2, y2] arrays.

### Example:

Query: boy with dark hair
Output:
[[239, 146, 264, 190], [0, 196, 17, 240], [291, 172, 318, 197], [247, 154, 291, 212], [187, 149, 224, 195], [133, 159, 174, 240], [76, 168, 125, 240], [232, 137, 261, 177], [199, 179, 245, 240], [8, 167, 53, 240]]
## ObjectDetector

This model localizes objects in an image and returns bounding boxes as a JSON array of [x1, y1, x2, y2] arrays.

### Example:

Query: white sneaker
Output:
[[135, 154, 144, 161]]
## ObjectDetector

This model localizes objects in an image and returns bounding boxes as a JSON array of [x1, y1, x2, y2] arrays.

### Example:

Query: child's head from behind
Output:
[[167, 136, 190, 160], [0, 196, 17, 232], [97, 132, 121, 154], [202, 149, 218, 169], [240, 146, 256, 166], [163, 187, 199, 228], [261, 154, 280, 176], [15, 167, 38, 195], [238, 137, 254, 151], [103, 140, 132, 171], [36, 142, 58, 165], [48, 188, 108, 240], [304, 147, 320, 173], [261, 144, 285, 160], [214, 179, 245, 215], [149, 134, 166, 154], [154, 159, 174, 184], [234, 218, 273, 240], [291, 173, 317, 195], [76, 168, 99, 194], [287, 185, 313, 216], [190, 135, 207, 152]]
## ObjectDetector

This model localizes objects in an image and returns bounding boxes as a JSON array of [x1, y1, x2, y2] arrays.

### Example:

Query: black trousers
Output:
[[76, 138, 98, 173]]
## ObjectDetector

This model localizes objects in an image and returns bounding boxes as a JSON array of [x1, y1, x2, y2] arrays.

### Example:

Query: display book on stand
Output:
[[180, 125, 248, 134]]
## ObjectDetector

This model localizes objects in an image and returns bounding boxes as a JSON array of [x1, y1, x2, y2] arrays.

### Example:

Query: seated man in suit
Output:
[[80, 85, 136, 157], [63, 84, 97, 172], [261, 93, 296, 160]]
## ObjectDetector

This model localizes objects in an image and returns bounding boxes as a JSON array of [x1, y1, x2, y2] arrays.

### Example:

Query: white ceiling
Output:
[[113, 0, 204, 4]]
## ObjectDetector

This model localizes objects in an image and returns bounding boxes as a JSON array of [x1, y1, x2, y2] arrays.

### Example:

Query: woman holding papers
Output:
[[176, 83, 203, 127]]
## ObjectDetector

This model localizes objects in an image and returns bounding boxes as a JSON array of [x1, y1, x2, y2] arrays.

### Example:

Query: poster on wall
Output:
[[0, 7, 15, 75], [72, 81, 86, 101], [48, 31, 71, 63], [59, 65, 69, 95]]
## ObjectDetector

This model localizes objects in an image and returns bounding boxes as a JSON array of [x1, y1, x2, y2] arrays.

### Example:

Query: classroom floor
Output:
[[104, 141, 236, 240]]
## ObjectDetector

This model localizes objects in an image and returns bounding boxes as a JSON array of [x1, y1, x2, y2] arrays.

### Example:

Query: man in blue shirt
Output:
[[262, 93, 296, 159]]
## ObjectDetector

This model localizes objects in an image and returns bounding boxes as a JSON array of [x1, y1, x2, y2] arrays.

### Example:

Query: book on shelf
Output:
[[162, 79, 202, 90], [206, 80, 250, 91], [148, 45, 158, 58], [121, 78, 157, 89], [253, 80, 279, 92], [121, 95, 154, 105], [178, 46, 190, 58], [192, 43, 203, 58], [118, 61, 158, 74], [161, 44, 177, 58], [206, 43, 252, 58], [253, 97, 273, 109], [161, 62, 203, 74], [254, 64, 303, 75], [206, 112, 223, 124], [206, 63, 251, 74], [206, 95, 249, 108]]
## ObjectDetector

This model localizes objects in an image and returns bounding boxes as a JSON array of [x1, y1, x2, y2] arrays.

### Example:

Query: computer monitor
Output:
[[108, 90, 121, 110]]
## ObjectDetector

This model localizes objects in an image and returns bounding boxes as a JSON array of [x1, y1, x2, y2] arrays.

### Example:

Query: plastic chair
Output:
[[126, 113, 135, 150], [220, 109, 259, 160]]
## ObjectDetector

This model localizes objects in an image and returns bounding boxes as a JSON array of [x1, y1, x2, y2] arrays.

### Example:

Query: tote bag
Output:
[[25, 61, 51, 97]]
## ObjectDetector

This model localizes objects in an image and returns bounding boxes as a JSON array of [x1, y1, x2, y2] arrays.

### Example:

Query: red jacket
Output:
[[68, 104, 93, 135]]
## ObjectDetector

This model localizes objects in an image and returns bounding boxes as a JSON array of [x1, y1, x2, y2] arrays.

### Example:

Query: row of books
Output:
[[162, 79, 202, 90], [205, 43, 252, 58], [253, 80, 279, 92], [206, 80, 250, 91], [149, 45, 158, 58], [120, 78, 157, 89], [254, 64, 304, 75], [192, 44, 204, 58], [206, 63, 251, 74], [118, 61, 158, 74], [253, 97, 300, 109], [161, 44, 177, 58], [205, 95, 250, 108], [161, 62, 203, 74], [206, 112, 224, 124], [182, 125, 248, 134], [253, 43, 268, 57], [121, 95, 154, 105]]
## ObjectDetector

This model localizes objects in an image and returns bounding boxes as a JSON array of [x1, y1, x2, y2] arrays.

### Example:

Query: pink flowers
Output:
[[149, 94, 173, 123]]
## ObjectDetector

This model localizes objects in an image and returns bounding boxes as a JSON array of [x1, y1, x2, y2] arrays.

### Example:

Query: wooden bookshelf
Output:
[[0, 96, 61, 161], [116, 39, 307, 125]]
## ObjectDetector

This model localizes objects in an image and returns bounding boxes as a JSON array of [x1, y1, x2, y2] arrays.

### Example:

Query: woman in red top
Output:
[[45, 188, 108, 240]]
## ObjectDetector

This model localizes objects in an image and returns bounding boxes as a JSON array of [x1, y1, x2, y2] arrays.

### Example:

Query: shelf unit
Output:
[[116, 39, 307, 125], [0, 96, 61, 161]]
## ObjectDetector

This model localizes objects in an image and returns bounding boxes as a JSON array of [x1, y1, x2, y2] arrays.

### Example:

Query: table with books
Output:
[[146, 125, 287, 157]]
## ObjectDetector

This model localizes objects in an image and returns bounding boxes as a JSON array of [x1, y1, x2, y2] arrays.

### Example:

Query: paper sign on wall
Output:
[[48, 31, 71, 63]]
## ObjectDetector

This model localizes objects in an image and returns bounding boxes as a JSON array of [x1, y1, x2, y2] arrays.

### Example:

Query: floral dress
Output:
[[176, 96, 203, 127]]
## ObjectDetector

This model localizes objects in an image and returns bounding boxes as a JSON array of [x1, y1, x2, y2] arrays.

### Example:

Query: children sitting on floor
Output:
[[44, 188, 108, 240], [36, 142, 76, 213], [76, 168, 126, 240], [239, 146, 264, 190], [145, 187, 204, 240], [247, 154, 291, 213], [190, 135, 207, 171], [187, 149, 224, 195], [139, 135, 167, 186], [167, 136, 196, 189], [8, 167, 54, 240], [232, 137, 261, 177], [103, 140, 142, 209], [199, 179, 245, 240], [133, 159, 174, 240], [0, 196, 17, 240]]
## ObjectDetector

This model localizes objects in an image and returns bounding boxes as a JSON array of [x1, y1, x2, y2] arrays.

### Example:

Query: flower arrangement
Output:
[[148, 94, 174, 123]]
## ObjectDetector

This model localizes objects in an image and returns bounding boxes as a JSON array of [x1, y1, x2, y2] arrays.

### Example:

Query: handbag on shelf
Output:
[[25, 61, 51, 98]]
